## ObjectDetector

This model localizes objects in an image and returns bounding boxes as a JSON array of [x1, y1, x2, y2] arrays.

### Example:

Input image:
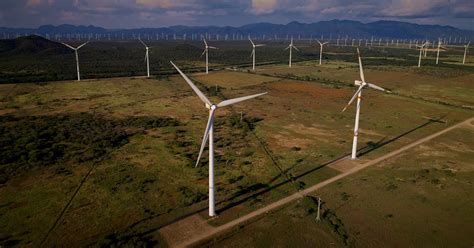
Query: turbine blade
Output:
[[138, 38, 147, 47], [357, 48, 366, 83], [251, 49, 255, 57], [217, 92, 267, 108], [195, 108, 216, 167], [249, 38, 255, 46], [203, 39, 208, 47], [76, 41, 89, 50], [61, 42, 76, 50], [256, 44, 266, 47], [200, 49, 207, 57], [208, 46, 218, 49], [316, 40, 322, 45], [170, 61, 212, 106], [284, 46, 290, 51], [293, 46, 300, 51], [367, 83, 388, 92], [342, 85, 364, 112]]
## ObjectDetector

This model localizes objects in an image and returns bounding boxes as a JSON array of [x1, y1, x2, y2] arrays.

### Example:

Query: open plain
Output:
[[0, 40, 473, 247]]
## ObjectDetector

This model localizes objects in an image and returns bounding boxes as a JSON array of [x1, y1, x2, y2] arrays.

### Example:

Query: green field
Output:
[[0, 42, 473, 247]]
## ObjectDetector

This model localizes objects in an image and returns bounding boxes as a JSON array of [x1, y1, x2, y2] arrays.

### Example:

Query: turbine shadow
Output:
[[357, 115, 447, 157], [216, 115, 448, 214], [114, 116, 448, 242]]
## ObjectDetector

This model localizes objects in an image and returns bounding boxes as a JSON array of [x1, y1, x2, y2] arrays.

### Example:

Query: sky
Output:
[[0, 0, 473, 30]]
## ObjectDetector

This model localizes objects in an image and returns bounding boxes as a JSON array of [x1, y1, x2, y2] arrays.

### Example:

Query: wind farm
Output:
[[0, 5, 474, 248]]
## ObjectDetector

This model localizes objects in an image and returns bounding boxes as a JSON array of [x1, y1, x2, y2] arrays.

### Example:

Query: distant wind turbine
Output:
[[436, 40, 447, 65], [342, 48, 390, 160], [463, 42, 470, 65], [201, 39, 218, 74], [416, 41, 428, 68], [316, 40, 329, 65], [139, 38, 151, 78], [170, 61, 267, 216], [284, 37, 299, 68], [249, 37, 265, 71], [61, 40, 89, 81]]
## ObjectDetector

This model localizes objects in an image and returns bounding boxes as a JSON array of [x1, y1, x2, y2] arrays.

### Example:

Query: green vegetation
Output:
[[0, 114, 180, 182], [1, 38, 472, 83], [0, 43, 473, 247]]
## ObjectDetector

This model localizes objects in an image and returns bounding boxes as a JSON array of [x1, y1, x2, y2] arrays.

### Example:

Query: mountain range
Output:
[[1, 20, 473, 41]]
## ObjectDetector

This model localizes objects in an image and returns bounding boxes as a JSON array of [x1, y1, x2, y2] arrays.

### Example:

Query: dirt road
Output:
[[162, 117, 473, 248]]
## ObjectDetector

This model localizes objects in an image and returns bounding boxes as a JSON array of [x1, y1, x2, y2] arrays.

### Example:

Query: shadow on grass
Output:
[[104, 117, 448, 244], [357, 115, 447, 157], [217, 115, 448, 213]]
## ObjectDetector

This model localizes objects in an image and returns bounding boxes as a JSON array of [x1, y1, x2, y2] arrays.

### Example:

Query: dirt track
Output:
[[161, 117, 474, 248]]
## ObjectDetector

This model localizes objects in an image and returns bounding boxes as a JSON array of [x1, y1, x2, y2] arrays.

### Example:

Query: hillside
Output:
[[1, 20, 473, 40], [0, 35, 70, 56]]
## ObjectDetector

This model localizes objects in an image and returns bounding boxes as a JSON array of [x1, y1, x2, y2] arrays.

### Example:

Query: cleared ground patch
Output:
[[192, 70, 278, 89]]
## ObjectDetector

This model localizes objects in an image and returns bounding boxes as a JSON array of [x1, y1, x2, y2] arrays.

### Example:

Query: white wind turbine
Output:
[[436, 40, 447, 65], [170, 61, 267, 217], [417, 41, 428, 68], [316, 40, 329, 65], [249, 37, 265, 71], [139, 38, 151, 78], [463, 42, 470, 65], [342, 48, 390, 160], [201, 39, 218, 74], [284, 37, 299, 67], [61, 40, 89, 81], [423, 41, 430, 57]]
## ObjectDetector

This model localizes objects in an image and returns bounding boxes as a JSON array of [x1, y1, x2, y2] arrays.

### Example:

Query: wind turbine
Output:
[[436, 40, 447, 65], [423, 41, 430, 57], [342, 48, 390, 160], [170, 61, 267, 217], [201, 39, 218, 74], [284, 37, 299, 68], [463, 42, 470, 65], [61, 40, 89, 81], [417, 41, 428, 68], [249, 37, 265, 71], [316, 40, 329, 65], [139, 38, 151, 78]]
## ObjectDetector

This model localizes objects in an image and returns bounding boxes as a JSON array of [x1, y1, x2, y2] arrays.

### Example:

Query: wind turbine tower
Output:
[[317, 40, 329, 65], [139, 38, 151, 78], [170, 62, 267, 216], [285, 37, 300, 68], [201, 39, 218, 74], [61, 40, 89, 81], [342, 48, 390, 159], [249, 37, 265, 71], [463, 42, 470, 64]]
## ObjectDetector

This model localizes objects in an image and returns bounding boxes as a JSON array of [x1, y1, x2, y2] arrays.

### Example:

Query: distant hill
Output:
[[0, 35, 70, 55], [1, 20, 473, 41]]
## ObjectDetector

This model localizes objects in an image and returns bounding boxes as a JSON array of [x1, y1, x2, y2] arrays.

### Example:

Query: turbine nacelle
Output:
[[205, 103, 216, 110]]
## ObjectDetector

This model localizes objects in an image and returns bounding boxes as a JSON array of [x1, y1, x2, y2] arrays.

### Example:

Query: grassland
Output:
[[0, 42, 473, 247], [1, 39, 471, 83]]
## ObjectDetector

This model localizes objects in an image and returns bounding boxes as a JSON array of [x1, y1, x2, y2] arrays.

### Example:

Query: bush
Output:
[[0, 113, 181, 181]]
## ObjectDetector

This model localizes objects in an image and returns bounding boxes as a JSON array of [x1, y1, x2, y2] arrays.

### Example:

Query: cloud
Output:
[[26, 0, 55, 7], [25, 0, 41, 7], [136, 0, 174, 8], [250, 0, 277, 14], [2, 0, 473, 30]]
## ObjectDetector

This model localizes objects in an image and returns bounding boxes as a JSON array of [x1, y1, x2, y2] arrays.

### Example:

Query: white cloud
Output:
[[250, 0, 277, 14]]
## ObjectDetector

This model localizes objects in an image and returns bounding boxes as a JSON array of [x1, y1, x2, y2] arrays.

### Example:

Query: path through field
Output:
[[159, 117, 474, 248]]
